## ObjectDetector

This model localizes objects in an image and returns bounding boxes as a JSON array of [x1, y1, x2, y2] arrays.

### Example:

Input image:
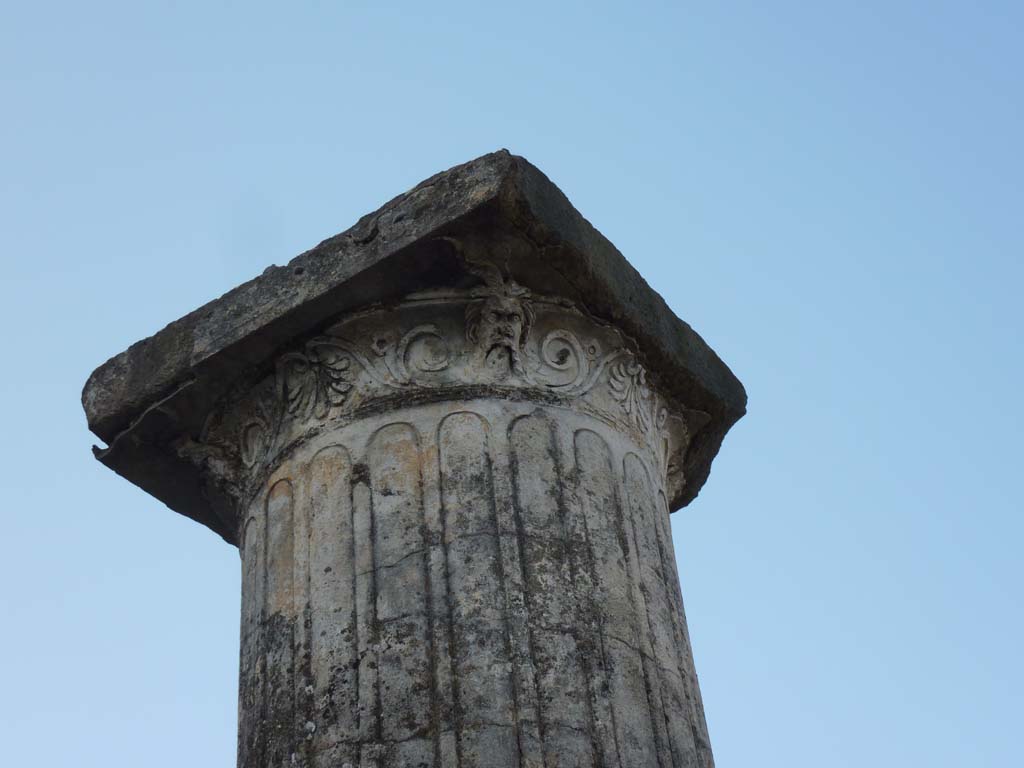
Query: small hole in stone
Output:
[[294, 266, 305, 276]]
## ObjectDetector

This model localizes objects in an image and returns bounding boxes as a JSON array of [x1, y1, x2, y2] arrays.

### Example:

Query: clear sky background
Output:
[[2, 2, 1021, 766]]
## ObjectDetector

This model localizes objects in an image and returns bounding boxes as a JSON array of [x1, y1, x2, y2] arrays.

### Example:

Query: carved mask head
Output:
[[466, 292, 534, 376], [473, 295, 526, 351], [461, 256, 535, 376]]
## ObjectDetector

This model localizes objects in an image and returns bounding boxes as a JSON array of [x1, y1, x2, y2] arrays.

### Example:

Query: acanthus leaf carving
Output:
[[236, 377, 281, 470], [608, 356, 656, 433], [278, 336, 405, 421], [278, 346, 353, 420]]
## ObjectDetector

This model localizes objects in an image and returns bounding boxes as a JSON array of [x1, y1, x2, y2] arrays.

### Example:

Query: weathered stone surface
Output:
[[83, 150, 745, 542], [82, 151, 744, 767], [226, 293, 718, 767]]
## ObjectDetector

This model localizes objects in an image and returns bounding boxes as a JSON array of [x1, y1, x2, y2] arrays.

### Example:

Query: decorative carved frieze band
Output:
[[199, 271, 705, 499]]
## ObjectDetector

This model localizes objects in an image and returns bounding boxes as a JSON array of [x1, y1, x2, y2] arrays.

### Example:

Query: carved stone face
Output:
[[476, 295, 526, 354], [466, 294, 532, 377]]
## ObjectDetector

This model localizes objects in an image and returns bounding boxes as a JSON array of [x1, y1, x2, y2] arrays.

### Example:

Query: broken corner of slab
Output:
[[82, 149, 746, 544]]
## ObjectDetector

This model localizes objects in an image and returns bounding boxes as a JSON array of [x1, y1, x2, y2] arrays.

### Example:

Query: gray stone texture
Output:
[[83, 151, 745, 767]]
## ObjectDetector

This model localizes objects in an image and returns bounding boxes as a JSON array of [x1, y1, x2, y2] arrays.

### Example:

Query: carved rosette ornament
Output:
[[83, 151, 745, 768]]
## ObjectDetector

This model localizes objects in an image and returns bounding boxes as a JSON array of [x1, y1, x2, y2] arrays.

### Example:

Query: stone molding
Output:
[[197, 271, 709, 528]]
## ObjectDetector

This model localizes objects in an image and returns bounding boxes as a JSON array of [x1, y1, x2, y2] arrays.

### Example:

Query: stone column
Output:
[[82, 151, 745, 768]]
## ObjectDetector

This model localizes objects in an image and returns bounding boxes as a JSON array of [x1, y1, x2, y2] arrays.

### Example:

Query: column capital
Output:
[[82, 149, 745, 544]]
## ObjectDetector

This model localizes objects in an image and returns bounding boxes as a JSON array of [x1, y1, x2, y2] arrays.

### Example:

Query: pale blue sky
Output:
[[2, 2, 1021, 766]]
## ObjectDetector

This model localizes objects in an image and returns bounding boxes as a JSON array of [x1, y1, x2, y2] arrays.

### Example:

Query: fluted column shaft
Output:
[[238, 398, 711, 768]]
